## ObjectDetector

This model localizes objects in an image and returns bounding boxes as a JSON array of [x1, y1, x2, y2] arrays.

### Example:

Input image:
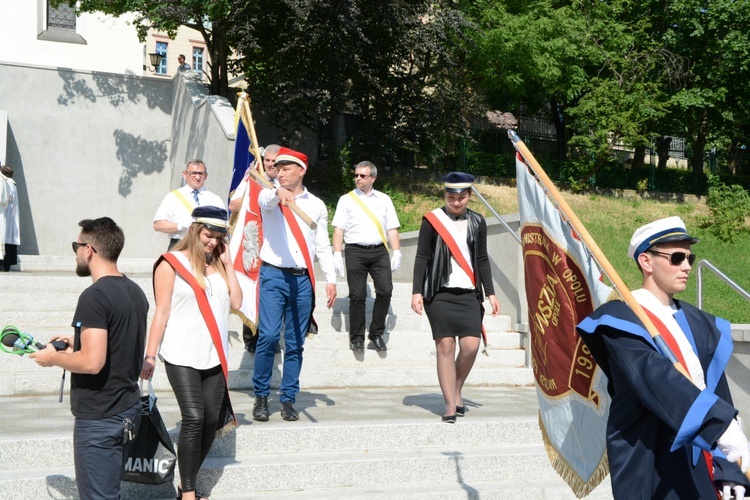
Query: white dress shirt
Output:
[[258, 187, 336, 284], [153, 185, 226, 239], [158, 252, 230, 370], [632, 288, 706, 389], [331, 188, 400, 246]]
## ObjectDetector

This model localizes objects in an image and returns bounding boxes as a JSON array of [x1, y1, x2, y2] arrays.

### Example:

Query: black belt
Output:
[[346, 243, 384, 250], [262, 261, 308, 276]]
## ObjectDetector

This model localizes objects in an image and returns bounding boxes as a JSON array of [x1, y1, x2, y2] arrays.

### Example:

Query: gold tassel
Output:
[[539, 413, 609, 498]]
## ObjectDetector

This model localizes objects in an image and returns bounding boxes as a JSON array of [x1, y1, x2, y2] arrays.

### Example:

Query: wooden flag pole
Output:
[[240, 94, 263, 164], [239, 94, 317, 230], [510, 130, 690, 378]]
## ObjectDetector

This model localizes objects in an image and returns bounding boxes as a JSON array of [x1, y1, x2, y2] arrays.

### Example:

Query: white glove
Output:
[[390, 250, 402, 272], [333, 252, 345, 277], [722, 483, 746, 500], [718, 419, 750, 473]]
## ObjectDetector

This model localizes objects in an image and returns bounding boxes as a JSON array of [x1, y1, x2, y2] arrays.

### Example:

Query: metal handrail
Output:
[[471, 186, 523, 245], [696, 259, 750, 310]]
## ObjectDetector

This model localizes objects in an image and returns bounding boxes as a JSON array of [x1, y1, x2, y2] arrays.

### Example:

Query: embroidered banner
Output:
[[517, 151, 613, 497]]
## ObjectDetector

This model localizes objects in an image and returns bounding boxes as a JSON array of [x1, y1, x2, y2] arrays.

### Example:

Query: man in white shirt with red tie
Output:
[[332, 161, 401, 352], [252, 147, 337, 422]]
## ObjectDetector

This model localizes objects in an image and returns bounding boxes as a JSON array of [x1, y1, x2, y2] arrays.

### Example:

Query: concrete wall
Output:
[[168, 72, 235, 193], [0, 109, 6, 164], [0, 62, 174, 257], [0, 63, 237, 259]]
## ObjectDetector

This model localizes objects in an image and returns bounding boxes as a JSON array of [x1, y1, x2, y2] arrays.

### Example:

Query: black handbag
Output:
[[122, 380, 177, 485]]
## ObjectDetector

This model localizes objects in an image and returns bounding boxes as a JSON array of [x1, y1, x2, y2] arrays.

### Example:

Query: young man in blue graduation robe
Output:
[[577, 217, 750, 499]]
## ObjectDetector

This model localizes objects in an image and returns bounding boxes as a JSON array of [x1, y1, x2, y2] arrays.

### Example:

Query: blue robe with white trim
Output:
[[577, 299, 747, 499]]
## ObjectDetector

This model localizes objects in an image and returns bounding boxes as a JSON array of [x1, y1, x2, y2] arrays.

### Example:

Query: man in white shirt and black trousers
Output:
[[332, 161, 401, 352], [252, 147, 337, 422]]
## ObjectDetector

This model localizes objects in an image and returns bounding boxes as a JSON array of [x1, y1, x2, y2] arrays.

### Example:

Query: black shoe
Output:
[[442, 414, 457, 424], [246, 345, 256, 353], [253, 396, 269, 421], [370, 336, 387, 351], [281, 401, 299, 421], [350, 341, 364, 352], [456, 406, 466, 417]]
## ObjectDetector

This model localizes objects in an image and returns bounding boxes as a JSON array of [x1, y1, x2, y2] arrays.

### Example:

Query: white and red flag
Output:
[[228, 94, 263, 330]]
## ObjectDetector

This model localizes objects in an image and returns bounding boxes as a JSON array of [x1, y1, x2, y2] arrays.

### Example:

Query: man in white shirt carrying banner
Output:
[[513, 129, 750, 499], [251, 147, 337, 423], [332, 161, 401, 352]]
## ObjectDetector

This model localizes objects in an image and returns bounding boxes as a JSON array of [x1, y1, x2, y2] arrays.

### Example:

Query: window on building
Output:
[[156, 42, 168, 75], [38, 0, 86, 44], [47, 1, 76, 30], [193, 47, 204, 73]]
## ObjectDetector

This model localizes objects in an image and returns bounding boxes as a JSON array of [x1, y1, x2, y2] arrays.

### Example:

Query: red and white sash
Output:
[[279, 203, 318, 334], [424, 208, 474, 285], [158, 253, 237, 428], [424, 209, 487, 346]]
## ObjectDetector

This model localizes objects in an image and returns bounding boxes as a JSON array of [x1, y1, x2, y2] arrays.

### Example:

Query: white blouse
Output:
[[159, 252, 230, 370]]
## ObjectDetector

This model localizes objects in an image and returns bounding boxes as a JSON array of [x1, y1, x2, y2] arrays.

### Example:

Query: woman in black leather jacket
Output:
[[411, 172, 501, 423]]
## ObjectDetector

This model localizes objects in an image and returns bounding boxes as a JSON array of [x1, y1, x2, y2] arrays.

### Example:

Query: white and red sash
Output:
[[159, 253, 237, 428], [279, 203, 318, 335], [424, 208, 474, 284], [424, 208, 487, 346]]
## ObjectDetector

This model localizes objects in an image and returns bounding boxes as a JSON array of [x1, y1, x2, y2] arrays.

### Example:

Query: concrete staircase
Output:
[[0, 262, 613, 499]]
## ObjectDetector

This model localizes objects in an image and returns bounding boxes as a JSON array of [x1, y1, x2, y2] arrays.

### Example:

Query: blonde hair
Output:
[[172, 223, 228, 289]]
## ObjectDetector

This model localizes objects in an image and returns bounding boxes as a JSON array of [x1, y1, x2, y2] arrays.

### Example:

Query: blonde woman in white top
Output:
[[141, 206, 241, 500]]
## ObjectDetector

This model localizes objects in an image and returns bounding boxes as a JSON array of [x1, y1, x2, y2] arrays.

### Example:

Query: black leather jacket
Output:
[[411, 208, 495, 302]]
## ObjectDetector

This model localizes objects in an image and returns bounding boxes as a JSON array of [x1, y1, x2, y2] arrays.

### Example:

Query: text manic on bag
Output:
[[124, 457, 172, 474]]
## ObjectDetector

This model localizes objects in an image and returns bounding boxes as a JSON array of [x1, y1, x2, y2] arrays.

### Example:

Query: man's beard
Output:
[[76, 261, 91, 277]]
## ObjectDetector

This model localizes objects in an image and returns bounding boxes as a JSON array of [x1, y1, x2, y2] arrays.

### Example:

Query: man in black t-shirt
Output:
[[31, 217, 149, 500]]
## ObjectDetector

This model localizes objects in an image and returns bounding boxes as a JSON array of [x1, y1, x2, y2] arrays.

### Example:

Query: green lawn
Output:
[[358, 175, 750, 324]]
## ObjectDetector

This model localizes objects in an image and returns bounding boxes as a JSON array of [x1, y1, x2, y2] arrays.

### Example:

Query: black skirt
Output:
[[424, 288, 482, 339]]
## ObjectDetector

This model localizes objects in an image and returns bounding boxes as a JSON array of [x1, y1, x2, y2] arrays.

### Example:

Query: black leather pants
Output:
[[164, 361, 225, 492]]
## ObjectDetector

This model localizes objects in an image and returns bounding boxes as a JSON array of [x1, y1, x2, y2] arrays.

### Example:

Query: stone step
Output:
[[0, 360, 533, 397], [208, 478, 613, 499], [1, 308, 513, 334], [0, 387, 612, 499], [0, 393, 543, 467], [0, 328, 523, 354], [0, 446, 612, 499], [2, 273, 422, 300]]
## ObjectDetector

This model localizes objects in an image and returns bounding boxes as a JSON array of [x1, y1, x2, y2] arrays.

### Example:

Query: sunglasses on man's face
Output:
[[648, 250, 696, 266]]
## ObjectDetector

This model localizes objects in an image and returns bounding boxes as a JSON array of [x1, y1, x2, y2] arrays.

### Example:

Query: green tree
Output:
[[566, 0, 673, 180], [466, 0, 596, 164], [232, 0, 480, 173], [662, 0, 750, 176]]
